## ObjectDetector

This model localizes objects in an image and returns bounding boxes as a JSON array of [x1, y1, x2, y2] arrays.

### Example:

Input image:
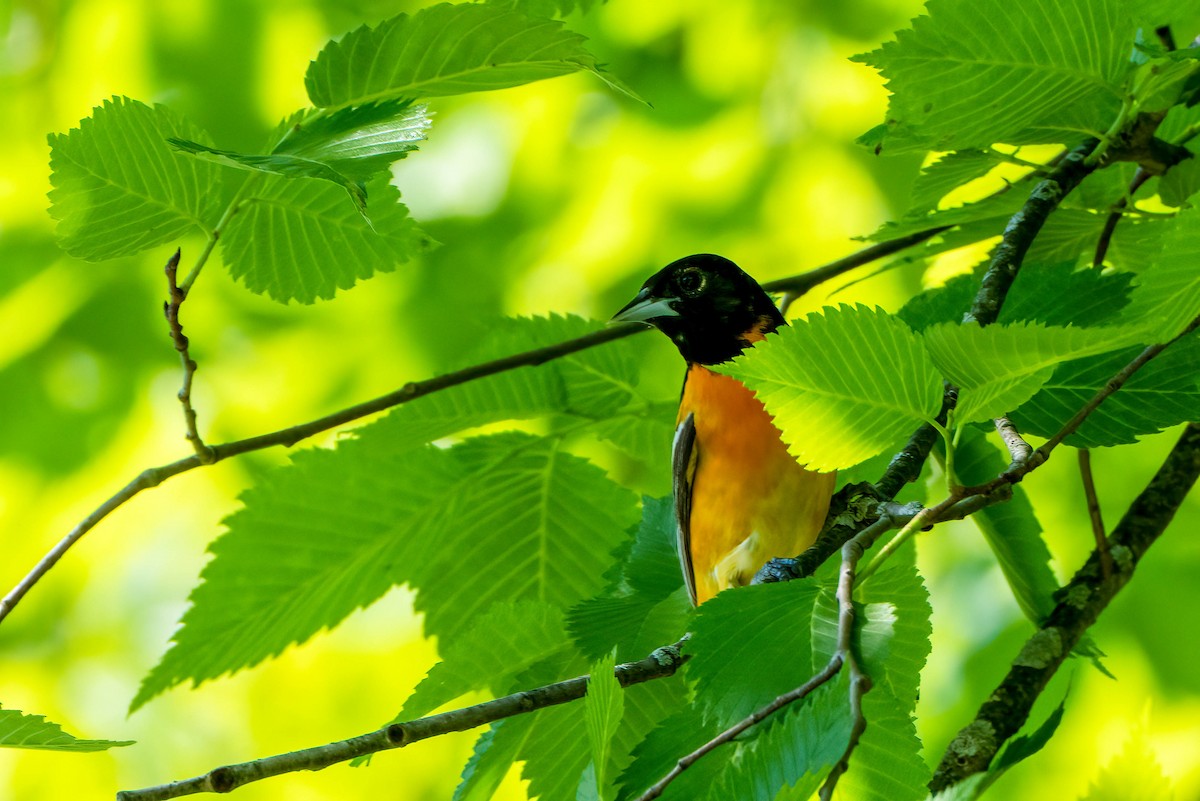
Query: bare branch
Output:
[[116, 641, 688, 800], [163, 249, 214, 463], [929, 423, 1200, 792], [1077, 449, 1112, 578], [993, 416, 1032, 470], [0, 233, 942, 627]]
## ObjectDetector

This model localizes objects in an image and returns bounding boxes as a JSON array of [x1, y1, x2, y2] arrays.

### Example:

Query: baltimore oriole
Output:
[[613, 254, 836, 604]]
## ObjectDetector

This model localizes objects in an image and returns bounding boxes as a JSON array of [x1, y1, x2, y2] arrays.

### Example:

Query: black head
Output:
[[611, 254, 785, 365]]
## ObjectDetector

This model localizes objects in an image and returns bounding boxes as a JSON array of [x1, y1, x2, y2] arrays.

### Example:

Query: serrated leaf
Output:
[[685, 580, 821, 727], [220, 172, 431, 303], [133, 432, 636, 710], [364, 314, 649, 450], [870, 183, 1027, 244], [585, 652, 625, 798], [907, 150, 998, 215], [616, 707, 725, 801], [1078, 728, 1174, 801], [1122, 204, 1200, 340], [922, 321, 1137, 424], [999, 263, 1134, 327], [400, 601, 568, 720], [1011, 335, 1200, 447], [950, 427, 1059, 622], [568, 496, 690, 662], [705, 681, 852, 801], [725, 305, 943, 471], [169, 100, 431, 220], [455, 718, 535, 801], [991, 699, 1065, 776], [897, 275, 978, 332], [837, 688, 930, 801], [0, 706, 133, 752], [306, 3, 627, 108], [856, 0, 1134, 153], [47, 96, 222, 260]]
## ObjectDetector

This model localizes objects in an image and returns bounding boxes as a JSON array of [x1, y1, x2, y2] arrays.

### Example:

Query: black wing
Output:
[[673, 412, 698, 605]]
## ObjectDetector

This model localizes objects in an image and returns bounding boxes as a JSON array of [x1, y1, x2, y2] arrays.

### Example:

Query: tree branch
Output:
[[0, 231, 945, 627], [1077, 448, 1112, 578], [163, 248, 214, 463], [116, 641, 688, 801], [963, 142, 1096, 327], [929, 422, 1200, 793]]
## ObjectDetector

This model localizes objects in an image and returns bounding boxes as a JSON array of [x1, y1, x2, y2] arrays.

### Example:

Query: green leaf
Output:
[[616, 707, 725, 801], [856, 0, 1133, 153], [897, 275, 977, 332], [366, 314, 648, 450], [455, 718, 535, 801], [1122, 204, 1200, 341], [1010, 335, 1200, 447], [990, 699, 1065, 777], [906, 150, 998, 215], [585, 651, 625, 798], [685, 580, 821, 727], [704, 682, 852, 801], [1078, 728, 1174, 801], [725, 305, 943, 471], [950, 427, 1059, 622], [219, 172, 432, 303], [133, 431, 636, 710], [922, 320, 1136, 424], [306, 3, 626, 108], [568, 496, 689, 662], [838, 688, 930, 801], [399, 600, 568, 720], [47, 96, 222, 260], [169, 100, 431, 219], [0, 706, 133, 752], [999, 263, 1133, 327]]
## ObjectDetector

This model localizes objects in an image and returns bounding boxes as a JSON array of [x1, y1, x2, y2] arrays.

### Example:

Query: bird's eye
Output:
[[677, 270, 705, 296]]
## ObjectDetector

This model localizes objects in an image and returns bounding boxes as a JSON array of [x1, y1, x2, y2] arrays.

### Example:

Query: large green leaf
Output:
[[399, 601, 569, 720], [856, 0, 1134, 153], [133, 432, 636, 710], [47, 96, 222, 260], [616, 707, 725, 801], [906, 150, 998, 215], [569, 496, 689, 662], [1121, 204, 1200, 341], [922, 321, 1136, 424], [725, 305, 943, 471], [585, 651, 625, 799], [1011, 336, 1200, 447], [366, 314, 645, 450], [169, 100, 431, 219], [1078, 729, 1174, 801], [998, 263, 1133, 328], [950, 427, 1059, 623], [306, 3, 623, 108], [0, 706, 132, 752], [219, 172, 431, 303], [684, 580, 821, 727]]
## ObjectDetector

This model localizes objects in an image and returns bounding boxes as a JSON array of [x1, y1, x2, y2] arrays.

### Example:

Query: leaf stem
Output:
[[179, 172, 262, 297]]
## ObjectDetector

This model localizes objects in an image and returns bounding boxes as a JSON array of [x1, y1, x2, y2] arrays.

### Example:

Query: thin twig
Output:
[[116, 641, 688, 800], [1078, 449, 1112, 578], [1092, 167, 1152, 267], [775, 226, 951, 314], [0, 232, 941, 627], [163, 249, 214, 463], [930, 423, 1200, 792]]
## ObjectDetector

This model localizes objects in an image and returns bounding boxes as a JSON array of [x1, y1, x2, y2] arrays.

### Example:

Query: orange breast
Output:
[[679, 364, 836, 603]]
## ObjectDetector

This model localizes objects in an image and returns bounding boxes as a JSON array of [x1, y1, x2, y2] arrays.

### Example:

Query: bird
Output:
[[612, 254, 836, 605]]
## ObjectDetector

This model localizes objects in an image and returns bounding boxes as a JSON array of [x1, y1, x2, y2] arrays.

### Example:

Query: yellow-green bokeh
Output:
[[1, 1, 1197, 799]]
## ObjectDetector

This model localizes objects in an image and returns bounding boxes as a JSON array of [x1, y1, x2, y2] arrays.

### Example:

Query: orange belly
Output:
[[679, 364, 836, 603]]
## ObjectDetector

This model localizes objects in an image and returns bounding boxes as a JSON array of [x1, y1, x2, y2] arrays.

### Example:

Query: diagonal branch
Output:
[[929, 422, 1200, 793], [0, 230, 945, 627], [116, 641, 688, 801]]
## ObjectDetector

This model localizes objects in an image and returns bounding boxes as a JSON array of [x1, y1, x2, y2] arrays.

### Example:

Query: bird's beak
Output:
[[611, 287, 680, 325]]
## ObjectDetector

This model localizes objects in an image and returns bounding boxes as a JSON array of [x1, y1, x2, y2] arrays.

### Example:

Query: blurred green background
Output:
[[1, 0, 1197, 799]]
